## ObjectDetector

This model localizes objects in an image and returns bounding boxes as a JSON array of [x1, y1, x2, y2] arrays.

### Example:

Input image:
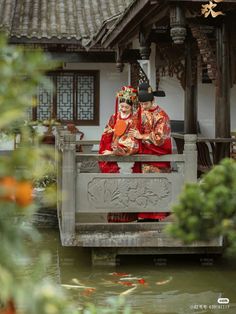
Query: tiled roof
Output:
[[0, 0, 132, 47], [0, 0, 16, 32]]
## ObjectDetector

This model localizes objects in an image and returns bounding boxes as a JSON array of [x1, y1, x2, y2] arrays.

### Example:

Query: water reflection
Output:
[[26, 229, 236, 314]]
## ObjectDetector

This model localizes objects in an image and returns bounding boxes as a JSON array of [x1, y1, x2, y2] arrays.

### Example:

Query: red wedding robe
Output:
[[99, 112, 139, 222], [99, 112, 139, 172], [134, 104, 172, 221]]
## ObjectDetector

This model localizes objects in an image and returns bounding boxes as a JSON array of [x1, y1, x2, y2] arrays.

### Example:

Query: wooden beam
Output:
[[184, 40, 198, 134], [142, 6, 169, 30], [170, 0, 235, 2], [46, 52, 115, 63], [110, 2, 169, 48], [122, 49, 141, 62], [215, 22, 231, 162], [114, 3, 168, 46], [102, 0, 157, 48]]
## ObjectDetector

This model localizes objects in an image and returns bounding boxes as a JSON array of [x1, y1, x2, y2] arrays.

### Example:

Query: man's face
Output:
[[119, 102, 132, 114], [140, 101, 153, 110]]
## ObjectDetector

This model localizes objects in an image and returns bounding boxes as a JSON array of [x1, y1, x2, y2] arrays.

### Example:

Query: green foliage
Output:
[[0, 35, 78, 314], [0, 37, 53, 129], [168, 158, 236, 251], [0, 35, 137, 314], [33, 159, 57, 188]]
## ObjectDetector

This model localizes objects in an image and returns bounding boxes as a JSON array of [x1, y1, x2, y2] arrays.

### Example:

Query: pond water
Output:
[[26, 229, 236, 314]]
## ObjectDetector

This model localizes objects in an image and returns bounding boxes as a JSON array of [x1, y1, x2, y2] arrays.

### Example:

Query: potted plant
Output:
[[41, 119, 61, 145], [66, 123, 84, 152]]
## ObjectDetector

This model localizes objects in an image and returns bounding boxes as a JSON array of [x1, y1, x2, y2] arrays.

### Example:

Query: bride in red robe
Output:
[[99, 86, 139, 222], [99, 86, 139, 171]]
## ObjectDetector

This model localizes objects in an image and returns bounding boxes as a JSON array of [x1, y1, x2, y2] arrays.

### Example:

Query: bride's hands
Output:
[[128, 129, 143, 139], [103, 150, 113, 155]]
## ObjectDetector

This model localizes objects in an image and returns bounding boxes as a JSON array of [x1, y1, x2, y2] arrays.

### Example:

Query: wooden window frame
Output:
[[33, 70, 100, 126]]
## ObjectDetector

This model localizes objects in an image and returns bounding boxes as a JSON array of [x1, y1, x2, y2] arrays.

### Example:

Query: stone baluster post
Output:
[[183, 134, 197, 183], [61, 132, 76, 245], [55, 127, 68, 219]]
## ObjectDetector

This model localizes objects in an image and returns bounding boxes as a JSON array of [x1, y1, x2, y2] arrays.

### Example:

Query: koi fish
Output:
[[156, 276, 173, 285], [138, 278, 146, 285], [81, 288, 96, 297], [118, 281, 134, 287], [120, 284, 137, 296], [119, 277, 147, 285], [72, 278, 83, 285], [119, 277, 142, 281], [61, 284, 94, 289]]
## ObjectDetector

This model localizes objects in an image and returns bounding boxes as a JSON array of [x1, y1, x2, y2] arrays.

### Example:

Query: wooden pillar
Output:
[[184, 40, 198, 134], [139, 27, 151, 60], [116, 46, 124, 72], [215, 23, 231, 162]]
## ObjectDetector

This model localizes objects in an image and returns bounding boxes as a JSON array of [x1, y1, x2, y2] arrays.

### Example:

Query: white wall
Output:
[[158, 76, 185, 121], [158, 76, 236, 137], [197, 81, 215, 137], [65, 62, 128, 140], [152, 72, 236, 137]]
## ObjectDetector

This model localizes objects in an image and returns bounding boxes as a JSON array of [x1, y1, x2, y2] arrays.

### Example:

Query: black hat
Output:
[[138, 82, 165, 102]]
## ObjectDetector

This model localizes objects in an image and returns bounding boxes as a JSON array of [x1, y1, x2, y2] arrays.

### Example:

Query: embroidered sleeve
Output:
[[142, 113, 171, 146], [103, 114, 115, 134], [99, 115, 116, 154]]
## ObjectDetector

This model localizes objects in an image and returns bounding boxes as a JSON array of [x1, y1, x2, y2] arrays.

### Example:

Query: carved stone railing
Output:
[[56, 129, 197, 246], [172, 132, 236, 172]]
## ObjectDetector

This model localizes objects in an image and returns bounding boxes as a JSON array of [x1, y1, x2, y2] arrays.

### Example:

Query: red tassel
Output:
[[137, 105, 142, 153], [114, 96, 119, 124]]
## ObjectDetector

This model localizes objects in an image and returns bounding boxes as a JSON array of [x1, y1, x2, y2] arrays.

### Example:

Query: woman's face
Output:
[[119, 102, 132, 114], [140, 101, 153, 110]]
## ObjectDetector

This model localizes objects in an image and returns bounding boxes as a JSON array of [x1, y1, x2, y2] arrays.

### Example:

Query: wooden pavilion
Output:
[[95, 0, 236, 163], [1, 0, 235, 264]]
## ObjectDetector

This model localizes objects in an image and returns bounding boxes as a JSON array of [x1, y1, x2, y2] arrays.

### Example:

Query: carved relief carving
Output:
[[79, 161, 99, 173], [157, 43, 185, 89], [189, 23, 217, 82], [130, 61, 149, 90], [87, 177, 171, 209]]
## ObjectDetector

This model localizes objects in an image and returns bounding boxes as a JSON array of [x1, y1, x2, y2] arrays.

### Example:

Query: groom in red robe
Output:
[[130, 82, 172, 222]]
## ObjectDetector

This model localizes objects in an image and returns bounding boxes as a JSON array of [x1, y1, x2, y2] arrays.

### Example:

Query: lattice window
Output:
[[77, 75, 94, 120], [34, 71, 99, 125], [57, 75, 73, 121], [36, 79, 53, 120]]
